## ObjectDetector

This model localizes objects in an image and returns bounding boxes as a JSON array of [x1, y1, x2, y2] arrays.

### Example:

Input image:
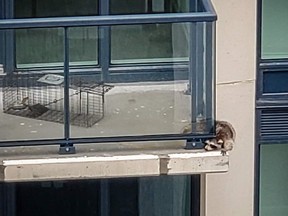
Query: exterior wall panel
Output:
[[206, 0, 257, 216]]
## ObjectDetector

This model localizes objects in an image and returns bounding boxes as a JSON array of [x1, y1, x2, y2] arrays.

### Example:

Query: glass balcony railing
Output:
[[0, 0, 216, 154]]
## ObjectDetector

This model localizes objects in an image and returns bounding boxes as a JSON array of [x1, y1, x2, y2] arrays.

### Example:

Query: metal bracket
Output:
[[185, 138, 205, 149], [59, 145, 76, 154]]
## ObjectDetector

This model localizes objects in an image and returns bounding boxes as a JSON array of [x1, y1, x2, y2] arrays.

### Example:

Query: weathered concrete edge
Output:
[[0, 152, 229, 182]]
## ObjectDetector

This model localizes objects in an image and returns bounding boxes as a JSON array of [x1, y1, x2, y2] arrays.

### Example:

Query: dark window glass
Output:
[[13, 176, 191, 216], [263, 71, 288, 94], [15, 0, 98, 18]]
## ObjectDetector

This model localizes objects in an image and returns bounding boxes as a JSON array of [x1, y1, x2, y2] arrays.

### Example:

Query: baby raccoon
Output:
[[182, 120, 236, 155]]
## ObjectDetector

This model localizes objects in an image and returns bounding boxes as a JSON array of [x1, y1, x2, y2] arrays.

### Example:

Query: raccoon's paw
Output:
[[181, 124, 192, 134], [220, 140, 234, 156], [223, 139, 234, 152]]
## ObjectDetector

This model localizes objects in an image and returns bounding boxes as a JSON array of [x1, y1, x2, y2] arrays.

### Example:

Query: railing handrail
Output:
[[0, 12, 216, 30], [202, 0, 217, 17]]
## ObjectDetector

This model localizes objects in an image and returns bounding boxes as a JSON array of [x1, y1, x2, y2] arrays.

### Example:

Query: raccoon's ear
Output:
[[215, 125, 223, 134]]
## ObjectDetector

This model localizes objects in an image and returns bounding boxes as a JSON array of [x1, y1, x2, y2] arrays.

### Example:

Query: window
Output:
[[261, 0, 288, 59], [13, 0, 193, 68], [260, 144, 288, 216], [14, 0, 99, 68], [1, 176, 195, 216]]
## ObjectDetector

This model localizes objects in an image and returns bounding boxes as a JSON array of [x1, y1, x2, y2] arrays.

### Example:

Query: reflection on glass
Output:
[[69, 27, 98, 66], [15, 0, 98, 18], [110, 0, 190, 64], [139, 176, 191, 216], [260, 144, 288, 216], [16, 28, 64, 68], [110, 0, 190, 14], [111, 23, 188, 64], [15, 27, 98, 68], [262, 0, 288, 59], [14, 0, 98, 68]]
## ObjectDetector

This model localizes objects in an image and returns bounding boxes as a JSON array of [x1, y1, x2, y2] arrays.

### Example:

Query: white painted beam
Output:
[[0, 149, 228, 182]]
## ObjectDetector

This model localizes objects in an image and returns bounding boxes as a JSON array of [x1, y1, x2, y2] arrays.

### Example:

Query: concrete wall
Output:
[[205, 0, 257, 216]]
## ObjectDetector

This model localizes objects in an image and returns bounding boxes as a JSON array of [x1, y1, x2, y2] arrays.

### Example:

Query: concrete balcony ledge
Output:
[[0, 141, 229, 182]]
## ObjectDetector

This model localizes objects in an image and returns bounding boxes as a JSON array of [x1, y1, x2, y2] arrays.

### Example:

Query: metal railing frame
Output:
[[0, 0, 216, 154]]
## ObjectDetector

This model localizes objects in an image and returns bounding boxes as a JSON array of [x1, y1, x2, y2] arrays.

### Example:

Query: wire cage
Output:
[[2, 73, 114, 127]]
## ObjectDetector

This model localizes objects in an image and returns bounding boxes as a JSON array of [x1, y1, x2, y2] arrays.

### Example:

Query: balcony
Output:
[[0, 0, 228, 182]]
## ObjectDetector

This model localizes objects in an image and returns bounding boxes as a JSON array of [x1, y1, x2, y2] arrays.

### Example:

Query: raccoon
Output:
[[181, 120, 236, 155]]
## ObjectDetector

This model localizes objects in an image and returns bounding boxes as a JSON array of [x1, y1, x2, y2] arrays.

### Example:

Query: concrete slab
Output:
[[0, 142, 229, 182]]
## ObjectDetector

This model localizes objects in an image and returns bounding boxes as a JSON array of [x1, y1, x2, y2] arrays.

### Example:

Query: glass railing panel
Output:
[[16, 27, 98, 69], [111, 23, 188, 64], [0, 12, 216, 145]]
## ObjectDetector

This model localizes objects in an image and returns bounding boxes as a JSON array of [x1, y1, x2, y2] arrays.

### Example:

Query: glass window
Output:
[[14, 0, 99, 68], [110, 0, 190, 64], [13, 176, 191, 216], [111, 23, 188, 64], [262, 0, 288, 59], [14, 0, 98, 18], [263, 70, 288, 94], [15, 27, 98, 68], [110, 0, 190, 15], [260, 144, 288, 216]]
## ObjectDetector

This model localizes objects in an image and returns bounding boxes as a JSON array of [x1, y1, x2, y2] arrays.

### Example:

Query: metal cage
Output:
[[2, 73, 113, 127]]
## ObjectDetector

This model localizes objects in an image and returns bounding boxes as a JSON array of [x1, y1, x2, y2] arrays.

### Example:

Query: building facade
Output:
[[1, 0, 287, 216]]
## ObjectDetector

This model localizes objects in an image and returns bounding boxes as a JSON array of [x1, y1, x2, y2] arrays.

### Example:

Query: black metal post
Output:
[[190, 175, 201, 216], [100, 180, 110, 216], [186, 22, 205, 149], [205, 22, 215, 133], [99, 0, 110, 82], [4, 0, 14, 73], [59, 27, 75, 154], [196, 22, 204, 120]]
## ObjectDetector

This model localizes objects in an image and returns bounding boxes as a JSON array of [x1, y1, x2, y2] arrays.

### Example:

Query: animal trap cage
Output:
[[2, 73, 114, 127]]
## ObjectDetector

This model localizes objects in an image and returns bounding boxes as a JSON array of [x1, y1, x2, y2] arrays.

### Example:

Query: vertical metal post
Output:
[[4, 0, 14, 73], [0, 0, 5, 66], [196, 22, 204, 120], [185, 22, 205, 149], [190, 22, 197, 133], [59, 27, 75, 154], [99, 2, 110, 213], [205, 22, 215, 133], [100, 180, 110, 216], [99, 0, 110, 82], [190, 175, 200, 216]]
